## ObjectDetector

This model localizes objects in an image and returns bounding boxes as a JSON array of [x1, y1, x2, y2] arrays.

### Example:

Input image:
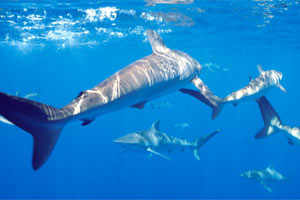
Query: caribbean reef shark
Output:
[[0, 30, 214, 170], [181, 65, 286, 119], [114, 120, 220, 160], [240, 165, 288, 193]]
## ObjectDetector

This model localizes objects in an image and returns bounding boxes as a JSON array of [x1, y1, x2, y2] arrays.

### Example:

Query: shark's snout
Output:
[[113, 133, 141, 144]]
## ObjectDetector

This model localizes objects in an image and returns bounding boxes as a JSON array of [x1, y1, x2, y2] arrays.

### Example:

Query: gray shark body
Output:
[[0, 30, 213, 170], [181, 65, 286, 119], [241, 165, 288, 193], [223, 65, 285, 104], [255, 96, 300, 145], [114, 120, 220, 160]]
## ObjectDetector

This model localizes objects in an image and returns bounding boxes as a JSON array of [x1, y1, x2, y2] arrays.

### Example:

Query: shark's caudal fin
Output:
[[255, 96, 282, 139], [193, 129, 220, 160], [0, 92, 69, 170], [179, 76, 224, 119]]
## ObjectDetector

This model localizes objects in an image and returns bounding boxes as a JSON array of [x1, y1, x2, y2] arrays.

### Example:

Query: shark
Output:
[[180, 64, 286, 119], [114, 120, 220, 160], [255, 96, 300, 145], [240, 165, 288, 193], [150, 101, 173, 110], [173, 122, 189, 129], [0, 29, 214, 170]]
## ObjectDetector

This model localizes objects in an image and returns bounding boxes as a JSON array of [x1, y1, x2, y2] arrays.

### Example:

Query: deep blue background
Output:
[[0, 0, 300, 198]]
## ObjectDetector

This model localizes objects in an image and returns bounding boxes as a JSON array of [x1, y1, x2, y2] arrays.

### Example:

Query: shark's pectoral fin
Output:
[[260, 181, 273, 193], [146, 148, 170, 160], [131, 101, 147, 109], [193, 149, 200, 161], [81, 118, 95, 126], [277, 83, 287, 94]]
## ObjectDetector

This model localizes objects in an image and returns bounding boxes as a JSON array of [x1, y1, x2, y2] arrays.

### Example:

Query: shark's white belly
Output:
[[225, 86, 272, 104]]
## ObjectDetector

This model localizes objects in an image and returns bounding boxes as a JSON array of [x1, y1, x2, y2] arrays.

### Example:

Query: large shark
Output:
[[180, 65, 286, 119], [255, 96, 300, 145], [240, 165, 288, 193], [114, 120, 220, 160], [0, 30, 213, 170]]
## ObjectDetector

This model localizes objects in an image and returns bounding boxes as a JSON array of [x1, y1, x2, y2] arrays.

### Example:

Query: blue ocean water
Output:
[[0, 0, 300, 198]]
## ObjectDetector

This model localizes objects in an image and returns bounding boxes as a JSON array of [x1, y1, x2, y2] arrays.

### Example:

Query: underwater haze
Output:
[[0, 0, 300, 199]]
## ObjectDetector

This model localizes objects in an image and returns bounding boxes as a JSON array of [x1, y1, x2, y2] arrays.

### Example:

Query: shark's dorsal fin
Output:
[[257, 64, 264, 74], [150, 119, 160, 131], [146, 29, 169, 55], [267, 164, 275, 170]]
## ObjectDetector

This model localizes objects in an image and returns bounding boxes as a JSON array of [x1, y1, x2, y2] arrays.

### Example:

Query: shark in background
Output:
[[173, 122, 189, 129], [180, 65, 286, 119], [150, 101, 173, 110], [240, 165, 289, 193], [114, 120, 220, 161], [255, 96, 300, 145], [0, 29, 214, 170]]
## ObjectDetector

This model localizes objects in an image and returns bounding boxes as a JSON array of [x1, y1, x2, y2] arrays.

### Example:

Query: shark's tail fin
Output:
[[179, 77, 224, 120], [0, 92, 69, 170], [179, 88, 224, 120], [255, 96, 282, 139], [193, 129, 221, 160]]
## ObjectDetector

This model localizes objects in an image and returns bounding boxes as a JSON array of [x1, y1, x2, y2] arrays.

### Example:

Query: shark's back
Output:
[[63, 30, 199, 117]]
